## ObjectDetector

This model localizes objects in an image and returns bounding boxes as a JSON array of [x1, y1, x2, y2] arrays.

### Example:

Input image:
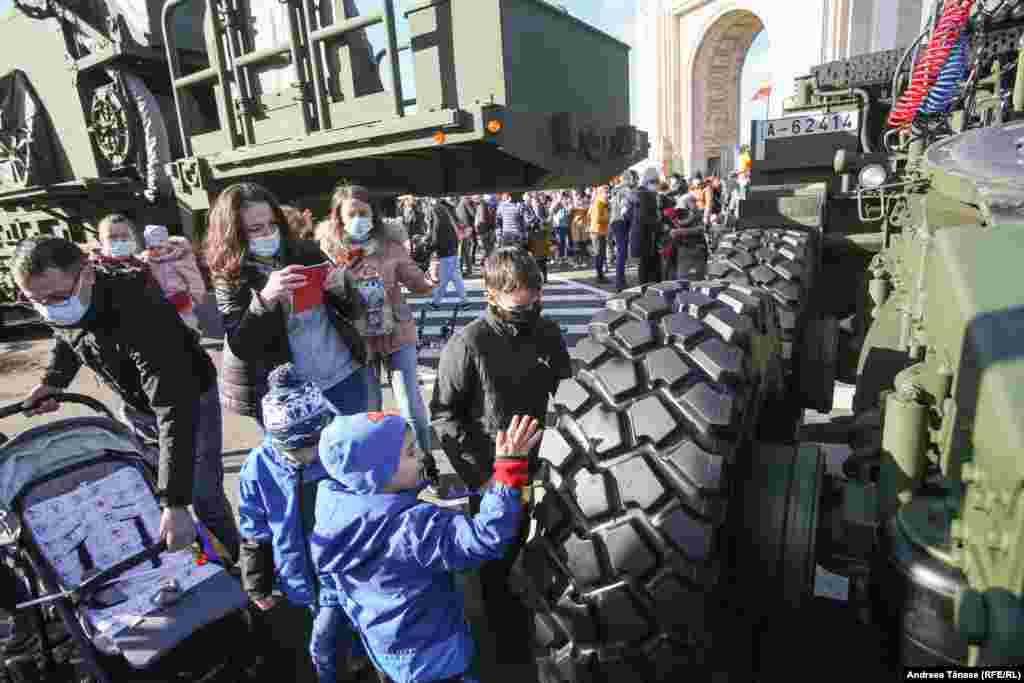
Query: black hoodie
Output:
[[430, 307, 571, 489]]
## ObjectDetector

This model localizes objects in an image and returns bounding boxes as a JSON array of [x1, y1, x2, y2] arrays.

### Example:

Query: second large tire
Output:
[[516, 279, 778, 682], [706, 228, 815, 373]]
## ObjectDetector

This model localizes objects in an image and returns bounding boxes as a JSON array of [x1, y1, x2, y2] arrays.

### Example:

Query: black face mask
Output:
[[493, 301, 542, 329], [417, 450, 439, 486]]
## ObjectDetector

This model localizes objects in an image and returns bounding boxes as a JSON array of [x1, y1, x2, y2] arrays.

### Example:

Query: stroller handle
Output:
[[0, 393, 117, 422]]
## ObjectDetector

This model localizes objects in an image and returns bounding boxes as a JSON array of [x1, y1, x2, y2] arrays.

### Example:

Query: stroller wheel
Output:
[[1, 618, 68, 658], [2, 652, 40, 683]]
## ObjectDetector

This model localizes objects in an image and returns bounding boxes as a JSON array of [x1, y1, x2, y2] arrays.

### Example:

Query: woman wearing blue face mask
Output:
[[203, 182, 369, 429], [317, 184, 436, 455]]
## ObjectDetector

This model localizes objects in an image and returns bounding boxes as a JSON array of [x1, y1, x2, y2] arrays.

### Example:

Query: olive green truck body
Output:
[[0, 0, 646, 323]]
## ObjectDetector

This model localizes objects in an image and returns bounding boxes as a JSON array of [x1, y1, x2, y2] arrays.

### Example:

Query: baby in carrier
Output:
[[137, 225, 207, 335]]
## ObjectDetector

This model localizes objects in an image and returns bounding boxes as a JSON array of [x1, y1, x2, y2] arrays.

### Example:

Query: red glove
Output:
[[660, 245, 674, 258], [493, 458, 529, 488]]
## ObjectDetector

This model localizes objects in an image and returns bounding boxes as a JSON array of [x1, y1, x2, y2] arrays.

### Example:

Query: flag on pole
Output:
[[751, 82, 772, 102]]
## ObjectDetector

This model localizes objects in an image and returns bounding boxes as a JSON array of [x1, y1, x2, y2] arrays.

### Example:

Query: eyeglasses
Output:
[[24, 265, 85, 307]]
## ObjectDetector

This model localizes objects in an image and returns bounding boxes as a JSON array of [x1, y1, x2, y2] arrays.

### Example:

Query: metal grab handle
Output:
[[162, 0, 196, 157], [0, 393, 117, 422]]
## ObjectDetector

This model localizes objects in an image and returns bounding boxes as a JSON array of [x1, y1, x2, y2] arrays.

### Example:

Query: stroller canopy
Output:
[[0, 416, 140, 515]]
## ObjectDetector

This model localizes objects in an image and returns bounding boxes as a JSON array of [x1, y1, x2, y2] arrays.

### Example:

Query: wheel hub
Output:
[[89, 83, 134, 169]]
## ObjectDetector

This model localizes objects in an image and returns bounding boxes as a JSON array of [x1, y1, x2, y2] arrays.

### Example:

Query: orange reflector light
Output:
[[433, 131, 447, 144], [486, 119, 503, 134]]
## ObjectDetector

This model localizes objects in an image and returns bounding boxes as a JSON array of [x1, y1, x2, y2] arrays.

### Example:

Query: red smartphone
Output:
[[291, 262, 331, 314]]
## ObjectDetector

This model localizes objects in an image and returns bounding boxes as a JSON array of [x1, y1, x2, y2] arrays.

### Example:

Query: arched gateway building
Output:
[[635, 0, 932, 176]]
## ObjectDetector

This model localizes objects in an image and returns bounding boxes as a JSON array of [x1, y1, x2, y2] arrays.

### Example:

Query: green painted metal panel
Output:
[[927, 224, 1024, 468], [497, 0, 629, 127], [0, 12, 98, 181]]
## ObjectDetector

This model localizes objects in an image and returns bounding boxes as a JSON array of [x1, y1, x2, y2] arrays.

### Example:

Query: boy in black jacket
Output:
[[430, 246, 571, 675]]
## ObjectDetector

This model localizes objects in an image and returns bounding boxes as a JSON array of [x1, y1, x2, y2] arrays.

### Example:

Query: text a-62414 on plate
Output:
[[763, 111, 858, 139]]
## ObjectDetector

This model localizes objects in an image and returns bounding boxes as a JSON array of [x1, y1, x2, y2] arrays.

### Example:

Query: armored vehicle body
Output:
[[517, 1, 1024, 679]]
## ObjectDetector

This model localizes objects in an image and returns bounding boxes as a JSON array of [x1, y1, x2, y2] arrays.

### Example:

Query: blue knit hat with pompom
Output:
[[262, 363, 332, 451]]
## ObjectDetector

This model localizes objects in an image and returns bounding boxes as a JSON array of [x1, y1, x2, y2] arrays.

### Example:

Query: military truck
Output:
[[517, 1, 1024, 679], [0, 0, 646, 327]]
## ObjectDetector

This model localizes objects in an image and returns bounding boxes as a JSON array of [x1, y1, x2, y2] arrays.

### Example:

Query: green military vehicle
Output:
[[0, 0, 646, 327], [517, 1, 1024, 679]]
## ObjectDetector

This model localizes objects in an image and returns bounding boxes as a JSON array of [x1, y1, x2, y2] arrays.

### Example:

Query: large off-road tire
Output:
[[517, 280, 776, 682], [706, 229, 815, 373]]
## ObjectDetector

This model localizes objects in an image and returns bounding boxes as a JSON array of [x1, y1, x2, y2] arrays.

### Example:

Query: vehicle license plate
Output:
[[762, 111, 859, 139]]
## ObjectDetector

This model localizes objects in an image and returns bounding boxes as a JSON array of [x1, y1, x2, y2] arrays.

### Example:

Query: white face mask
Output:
[[35, 296, 88, 326], [346, 216, 373, 242], [107, 239, 137, 258], [33, 269, 91, 327], [249, 228, 281, 258]]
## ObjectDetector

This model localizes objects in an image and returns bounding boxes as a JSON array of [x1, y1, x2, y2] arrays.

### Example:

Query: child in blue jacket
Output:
[[237, 363, 360, 683], [311, 412, 541, 683]]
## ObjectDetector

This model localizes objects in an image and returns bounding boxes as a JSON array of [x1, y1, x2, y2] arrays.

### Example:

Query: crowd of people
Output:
[[5, 154, 749, 681], [378, 166, 739, 297], [8, 179, 574, 683]]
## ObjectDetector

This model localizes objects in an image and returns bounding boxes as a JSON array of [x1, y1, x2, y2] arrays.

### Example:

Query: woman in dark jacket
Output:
[[204, 182, 368, 428]]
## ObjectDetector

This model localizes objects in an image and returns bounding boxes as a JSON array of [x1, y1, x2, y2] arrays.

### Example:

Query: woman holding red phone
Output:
[[204, 182, 369, 428]]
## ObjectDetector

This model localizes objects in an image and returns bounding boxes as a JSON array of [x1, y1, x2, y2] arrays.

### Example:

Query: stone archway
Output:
[[690, 9, 764, 175]]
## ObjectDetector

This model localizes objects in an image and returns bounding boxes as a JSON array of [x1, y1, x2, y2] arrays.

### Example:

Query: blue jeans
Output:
[[432, 255, 466, 306], [611, 220, 629, 291], [309, 604, 354, 683], [498, 231, 526, 250], [120, 385, 240, 561], [322, 367, 370, 416], [366, 343, 432, 454], [592, 235, 607, 278], [556, 225, 569, 258]]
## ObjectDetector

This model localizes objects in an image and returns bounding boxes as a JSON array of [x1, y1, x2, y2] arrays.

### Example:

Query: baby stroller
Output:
[[0, 394, 251, 683]]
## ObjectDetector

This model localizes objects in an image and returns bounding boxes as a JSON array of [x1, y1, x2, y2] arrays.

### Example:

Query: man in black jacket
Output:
[[14, 237, 240, 560], [426, 198, 466, 307], [474, 195, 498, 260], [664, 180, 708, 281], [455, 194, 477, 277], [430, 247, 571, 676], [625, 166, 665, 285]]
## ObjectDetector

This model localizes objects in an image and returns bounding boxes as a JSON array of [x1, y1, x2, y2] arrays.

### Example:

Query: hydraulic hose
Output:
[[919, 32, 970, 114], [888, 0, 976, 128]]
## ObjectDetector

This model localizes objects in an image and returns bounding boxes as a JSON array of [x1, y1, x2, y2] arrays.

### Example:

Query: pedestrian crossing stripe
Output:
[[405, 282, 604, 293], [414, 307, 603, 321], [407, 294, 608, 305], [417, 323, 591, 338]]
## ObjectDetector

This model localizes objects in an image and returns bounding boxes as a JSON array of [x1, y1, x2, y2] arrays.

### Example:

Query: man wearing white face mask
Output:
[[13, 237, 240, 562], [96, 213, 143, 260]]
